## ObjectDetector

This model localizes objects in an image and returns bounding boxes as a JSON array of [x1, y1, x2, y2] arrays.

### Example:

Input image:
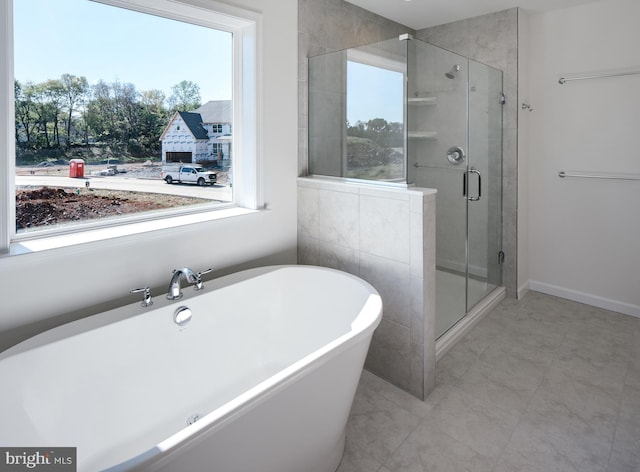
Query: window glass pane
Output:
[[347, 60, 404, 181], [14, 0, 233, 234]]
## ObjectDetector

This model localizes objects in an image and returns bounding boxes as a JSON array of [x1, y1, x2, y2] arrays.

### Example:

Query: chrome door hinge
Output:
[[499, 93, 506, 105], [498, 251, 505, 265]]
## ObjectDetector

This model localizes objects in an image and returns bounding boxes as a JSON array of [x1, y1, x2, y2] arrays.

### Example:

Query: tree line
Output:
[[347, 118, 404, 149], [346, 118, 404, 169], [15, 74, 202, 160]]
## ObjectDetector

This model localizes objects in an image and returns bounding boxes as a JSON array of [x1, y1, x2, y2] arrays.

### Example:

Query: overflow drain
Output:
[[187, 414, 200, 426]]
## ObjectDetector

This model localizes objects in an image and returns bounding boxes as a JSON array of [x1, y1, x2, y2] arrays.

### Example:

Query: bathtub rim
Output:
[[0, 264, 380, 360]]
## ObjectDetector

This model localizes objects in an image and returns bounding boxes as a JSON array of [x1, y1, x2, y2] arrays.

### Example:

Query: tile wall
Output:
[[298, 177, 436, 398]]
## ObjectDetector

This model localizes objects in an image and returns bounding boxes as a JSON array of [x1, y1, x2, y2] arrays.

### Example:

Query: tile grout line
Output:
[[377, 416, 423, 472]]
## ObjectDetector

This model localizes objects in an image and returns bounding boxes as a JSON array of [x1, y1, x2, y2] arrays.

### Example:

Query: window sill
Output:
[[5, 205, 259, 257]]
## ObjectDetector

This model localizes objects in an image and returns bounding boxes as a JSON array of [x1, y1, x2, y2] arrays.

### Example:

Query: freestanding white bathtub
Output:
[[0, 265, 382, 472]]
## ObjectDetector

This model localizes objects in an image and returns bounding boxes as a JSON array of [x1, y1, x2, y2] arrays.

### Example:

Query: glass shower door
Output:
[[408, 40, 469, 337], [466, 60, 503, 311]]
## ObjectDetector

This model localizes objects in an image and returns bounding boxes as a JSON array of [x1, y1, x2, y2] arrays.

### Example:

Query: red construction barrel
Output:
[[69, 159, 85, 178]]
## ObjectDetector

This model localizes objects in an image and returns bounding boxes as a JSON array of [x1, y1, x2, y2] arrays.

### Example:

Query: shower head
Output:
[[445, 64, 461, 79]]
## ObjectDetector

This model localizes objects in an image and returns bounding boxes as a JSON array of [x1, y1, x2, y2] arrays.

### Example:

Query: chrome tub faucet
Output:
[[167, 268, 212, 300]]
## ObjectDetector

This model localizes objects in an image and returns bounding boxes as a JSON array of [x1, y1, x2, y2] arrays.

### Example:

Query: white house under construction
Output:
[[160, 100, 231, 164]]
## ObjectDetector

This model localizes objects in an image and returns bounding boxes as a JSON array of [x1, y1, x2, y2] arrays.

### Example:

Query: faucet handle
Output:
[[194, 268, 213, 290], [131, 287, 153, 307]]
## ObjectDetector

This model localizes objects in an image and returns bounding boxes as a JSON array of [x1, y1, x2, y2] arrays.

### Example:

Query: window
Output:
[[308, 42, 404, 182], [346, 59, 404, 180], [0, 0, 261, 251]]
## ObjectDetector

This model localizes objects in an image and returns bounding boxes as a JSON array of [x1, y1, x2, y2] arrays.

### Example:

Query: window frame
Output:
[[0, 0, 263, 253]]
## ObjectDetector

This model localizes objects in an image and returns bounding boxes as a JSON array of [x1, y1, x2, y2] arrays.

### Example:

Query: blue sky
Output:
[[347, 61, 404, 125], [13, 0, 232, 102]]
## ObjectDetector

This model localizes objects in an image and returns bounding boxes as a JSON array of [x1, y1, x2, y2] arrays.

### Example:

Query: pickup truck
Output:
[[161, 165, 217, 186]]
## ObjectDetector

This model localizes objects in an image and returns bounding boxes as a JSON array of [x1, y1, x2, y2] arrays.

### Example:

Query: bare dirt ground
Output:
[[16, 186, 207, 230], [15, 161, 230, 230]]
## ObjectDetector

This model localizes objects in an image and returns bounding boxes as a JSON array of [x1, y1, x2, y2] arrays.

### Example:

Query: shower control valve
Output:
[[447, 146, 466, 165]]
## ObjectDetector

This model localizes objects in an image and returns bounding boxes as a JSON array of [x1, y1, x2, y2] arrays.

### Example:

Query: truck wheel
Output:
[[165, 176, 173, 184], [197, 178, 206, 186]]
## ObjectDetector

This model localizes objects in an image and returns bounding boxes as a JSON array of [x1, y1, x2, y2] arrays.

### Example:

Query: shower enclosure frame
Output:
[[404, 36, 504, 338], [307, 33, 504, 346]]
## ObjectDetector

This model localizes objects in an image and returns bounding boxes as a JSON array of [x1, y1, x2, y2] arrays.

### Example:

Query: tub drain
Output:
[[187, 414, 200, 426]]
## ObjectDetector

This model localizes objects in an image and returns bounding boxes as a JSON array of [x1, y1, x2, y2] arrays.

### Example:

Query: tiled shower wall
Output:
[[298, 177, 436, 398]]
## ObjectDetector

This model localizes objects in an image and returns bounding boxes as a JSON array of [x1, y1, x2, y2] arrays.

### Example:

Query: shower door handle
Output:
[[463, 169, 482, 201]]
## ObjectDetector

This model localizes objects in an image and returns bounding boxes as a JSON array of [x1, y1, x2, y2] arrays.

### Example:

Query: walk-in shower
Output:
[[308, 34, 503, 340]]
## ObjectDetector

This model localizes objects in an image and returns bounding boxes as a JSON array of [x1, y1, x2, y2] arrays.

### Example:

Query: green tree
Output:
[[14, 80, 37, 146], [112, 81, 140, 142], [28, 81, 61, 148], [17, 73, 173, 158], [60, 74, 88, 148], [138, 89, 169, 156], [44, 79, 66, 147], [168, 80, 201, 111], [140, 89, 166, 111], [85, 80, 117, 143]]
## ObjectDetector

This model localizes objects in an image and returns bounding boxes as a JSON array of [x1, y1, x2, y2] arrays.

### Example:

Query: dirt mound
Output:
[[16, 187, 201, 230]]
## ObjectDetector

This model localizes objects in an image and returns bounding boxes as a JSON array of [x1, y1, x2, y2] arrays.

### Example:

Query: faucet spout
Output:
[[167, 267, 198, 300]]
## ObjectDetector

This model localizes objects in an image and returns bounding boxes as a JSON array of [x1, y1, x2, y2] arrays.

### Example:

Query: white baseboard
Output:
[[517, 280, 530, 300], [528, 280, 640, 318]]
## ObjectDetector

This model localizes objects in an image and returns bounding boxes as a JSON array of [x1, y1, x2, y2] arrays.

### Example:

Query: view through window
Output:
[[13, 0, 233, 234], [346, 60, 404, 181]]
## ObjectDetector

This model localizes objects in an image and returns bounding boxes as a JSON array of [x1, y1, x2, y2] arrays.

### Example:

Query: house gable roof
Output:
[[177, 111, 209, 140], [191, 100, 232, 123], [159, 111, 209, 142]]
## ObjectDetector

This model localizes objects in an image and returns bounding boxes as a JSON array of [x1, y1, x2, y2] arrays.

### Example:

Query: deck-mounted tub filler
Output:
[[0, 265, 382, 472]]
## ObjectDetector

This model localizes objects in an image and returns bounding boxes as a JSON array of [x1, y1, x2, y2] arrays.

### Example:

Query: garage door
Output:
[[166, 152, 193, 163]]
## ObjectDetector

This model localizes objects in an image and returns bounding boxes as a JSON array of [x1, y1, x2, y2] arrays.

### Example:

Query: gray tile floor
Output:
[[337, 291, 640, 472]]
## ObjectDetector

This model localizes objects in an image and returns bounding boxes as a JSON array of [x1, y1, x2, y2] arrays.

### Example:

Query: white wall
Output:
[[0, 0, 299, 350], [527, 0, 640, 316]]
